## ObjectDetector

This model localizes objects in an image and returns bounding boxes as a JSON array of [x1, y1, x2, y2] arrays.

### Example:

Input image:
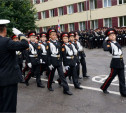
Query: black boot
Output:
[[103, 90, 109, 94], [37, 83, 45, 88], [63, 90, 73, 95], [48, 87, 54, 91]]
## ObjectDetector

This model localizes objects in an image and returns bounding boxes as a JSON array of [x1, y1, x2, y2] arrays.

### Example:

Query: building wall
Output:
[[33, 0, 126, 32]]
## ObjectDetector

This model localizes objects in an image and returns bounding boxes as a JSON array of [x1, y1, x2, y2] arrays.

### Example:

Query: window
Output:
[[34, 13, 38, 20], [79, 22, 86, 31], [91, 20, 98, 29], [58, 7, 64, 16], [33, 0, 37, 4], [43, 27, 47, 32], [68, 5, 74, 14], [40, 0, 45, 3], [119, 0, 126, 4], [78, 2, 84, 12], [41, 11, 46, 19], [104, 0, 111, 7], [60, 25, 65, 32], [50, 9, 55, 17], [69, 23, 75, 31], [104, 18, 112, 27], [90, 0, 97, 10], [36, 28, 40, 33], [119, 16, 126, 27]]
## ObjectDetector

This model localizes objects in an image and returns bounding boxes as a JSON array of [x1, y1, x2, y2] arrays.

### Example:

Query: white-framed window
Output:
[[36, 28, 40, 33], [103, 0, 111, 7], [41, 11, 46, 19], [90, 0, 97, 10], [69, 23, 75, 31], [78, 2, 84, 12], [118, 0, 126, 4], [79, 22, 86, 31], [40, 0, 45, 3], [58, 7, 64, 16], [60, 25, 65, 32], [91, 20, 98, 29], [33, 0, 37, 4], [50, 9, 55, 17], [104, 18, 112, 27], [119, 16, 126, 27], [34, 13, 38, 20], [43, 27, 47, 32], [67, 5, 74, 14]]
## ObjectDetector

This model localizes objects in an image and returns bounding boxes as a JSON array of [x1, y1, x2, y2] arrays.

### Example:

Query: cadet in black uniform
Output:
[[68, 31, 80, 80], [39, 32, 49, 77], [25, 31, 45, 88], [60, 32, 83, 89], [75, 31, 89, 78], [11, 35, 25, 82], [100, 28, 126, 97], [46, 28, 72, 95]]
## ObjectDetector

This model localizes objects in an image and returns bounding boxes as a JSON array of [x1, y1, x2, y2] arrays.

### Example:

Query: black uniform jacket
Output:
[[0, 36, 29, 86]]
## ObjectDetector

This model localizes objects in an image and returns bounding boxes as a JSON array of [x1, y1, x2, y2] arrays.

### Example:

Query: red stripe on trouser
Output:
[[25, 71, 31, 80], [48, 72, 51, 88], [64, 70, 68, 77], [101, 68, 114, 90]]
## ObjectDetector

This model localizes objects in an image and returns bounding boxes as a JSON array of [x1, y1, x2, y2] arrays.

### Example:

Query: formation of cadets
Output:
[[11, 27, 126, 96], [80, 27, 126, 49], [11, 28, 90, 95]]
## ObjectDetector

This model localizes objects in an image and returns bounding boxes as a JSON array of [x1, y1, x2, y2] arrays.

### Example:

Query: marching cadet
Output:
[[46, 28, 72, 95], [68, 31, 80, 79], [60, 32, 83, 89], [75, 31, 89, 78], [39, 32, 49, 77], [11, 35, 24, 82], [25, 31, 45, 88], [100, 28, 126, 97]]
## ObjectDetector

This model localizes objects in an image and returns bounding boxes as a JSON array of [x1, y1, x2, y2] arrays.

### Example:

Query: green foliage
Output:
[[0, 0, 37, 36]]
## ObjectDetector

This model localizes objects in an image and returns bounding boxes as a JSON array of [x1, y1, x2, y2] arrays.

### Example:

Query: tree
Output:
[[0, 0, 37, 36]]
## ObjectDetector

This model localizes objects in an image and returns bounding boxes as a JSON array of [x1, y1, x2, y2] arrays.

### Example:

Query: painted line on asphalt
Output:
[[33, 78, 120, 96]]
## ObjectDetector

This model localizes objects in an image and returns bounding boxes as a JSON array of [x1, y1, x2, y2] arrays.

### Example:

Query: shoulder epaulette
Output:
[[47, 41, 50, 43], [62, 44, 65, 46]]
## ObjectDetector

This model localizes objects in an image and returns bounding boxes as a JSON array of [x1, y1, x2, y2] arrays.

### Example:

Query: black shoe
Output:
[[64, 90, 73, 95], [25, 81, 29, 86], [121, 93, 126, 97], [103, 90, 109, 94], [75, 86, 83, 89], [83, 75, 90, 78], [37, 84, 45, 88], [52, 81, 55, 83], [48, 87, 54, 91]]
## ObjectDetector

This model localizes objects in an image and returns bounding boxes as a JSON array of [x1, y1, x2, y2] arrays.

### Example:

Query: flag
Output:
[[58, 19, 61, 32]]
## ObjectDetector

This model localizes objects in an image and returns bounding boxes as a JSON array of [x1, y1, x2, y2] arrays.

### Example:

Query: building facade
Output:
[[33, 0, 126, 32]]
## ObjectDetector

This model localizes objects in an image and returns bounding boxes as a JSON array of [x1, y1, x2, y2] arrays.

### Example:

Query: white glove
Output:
[[75, 63, 78, 66], [42, 61, 45, 64], [65, 66, 70, 70], [22, 60, 26, 68], [12, 28, 22, 36], [40, 59, 42, 63], [105, 37, 109, 41], [49, 64, 54, 70], [28, 63, 32, 68]]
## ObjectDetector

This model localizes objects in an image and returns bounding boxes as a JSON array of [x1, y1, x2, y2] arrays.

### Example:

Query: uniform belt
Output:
[[112, 55, 123, 58], [42, 53, 47, 55], [66, 56, 74, 59], [51, 54, 60, 58], [29, 54, 38, 57]]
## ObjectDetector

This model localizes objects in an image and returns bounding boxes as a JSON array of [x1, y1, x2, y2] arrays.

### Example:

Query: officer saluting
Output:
[[100, 28, 126, 97], [0, 20, 29, 112]]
